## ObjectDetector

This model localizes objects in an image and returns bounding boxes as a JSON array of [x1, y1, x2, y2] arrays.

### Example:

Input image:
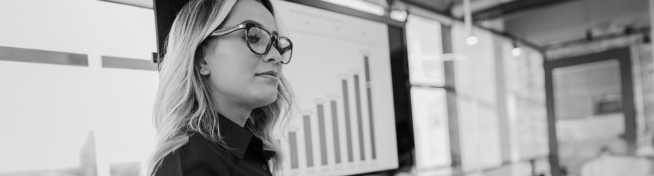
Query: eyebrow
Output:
[[242, 19, 278, 35]]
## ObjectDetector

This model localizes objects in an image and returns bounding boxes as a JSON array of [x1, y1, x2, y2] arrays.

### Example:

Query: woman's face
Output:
[[201, 0, 282, 110]]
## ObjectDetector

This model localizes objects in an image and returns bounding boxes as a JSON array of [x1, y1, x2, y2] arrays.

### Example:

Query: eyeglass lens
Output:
[[246, 26, 293, 64]]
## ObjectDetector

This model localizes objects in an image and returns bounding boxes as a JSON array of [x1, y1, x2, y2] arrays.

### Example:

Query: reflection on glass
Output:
[[406, 14, 445, 86], [410, 88, 451, 172], [0, 62, 156, 176]]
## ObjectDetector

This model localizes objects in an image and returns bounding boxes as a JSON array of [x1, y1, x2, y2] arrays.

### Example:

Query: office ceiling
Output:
[[101, 0, 570, 21], [101, 0, 580, 48]]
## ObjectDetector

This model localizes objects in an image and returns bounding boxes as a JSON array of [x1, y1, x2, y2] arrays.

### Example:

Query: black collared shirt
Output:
[[153, 115, 276, 176]]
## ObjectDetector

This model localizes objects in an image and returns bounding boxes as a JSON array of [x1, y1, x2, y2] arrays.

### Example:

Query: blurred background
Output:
[[0, 0, 652, 176]]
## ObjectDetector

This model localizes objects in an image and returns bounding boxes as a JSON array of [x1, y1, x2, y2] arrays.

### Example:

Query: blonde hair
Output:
[[142, 0, 292, 175]]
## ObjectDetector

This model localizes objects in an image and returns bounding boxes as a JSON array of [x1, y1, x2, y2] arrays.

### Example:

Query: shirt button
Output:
[[263, 165, 268, 171]]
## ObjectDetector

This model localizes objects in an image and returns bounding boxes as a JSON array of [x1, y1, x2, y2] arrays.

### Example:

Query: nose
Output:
[[263, 46, 282, 64]]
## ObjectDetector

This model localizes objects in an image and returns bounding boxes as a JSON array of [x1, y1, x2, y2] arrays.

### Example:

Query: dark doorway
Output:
[[544, 47, 637, 176]]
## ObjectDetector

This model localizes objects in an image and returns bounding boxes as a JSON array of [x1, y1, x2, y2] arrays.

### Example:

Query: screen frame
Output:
[[280, 0, 415, 175]]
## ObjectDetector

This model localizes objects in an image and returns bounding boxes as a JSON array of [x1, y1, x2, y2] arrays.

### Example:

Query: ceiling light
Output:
[[512, 47, 521, 56], [467, 36, 478, 45]]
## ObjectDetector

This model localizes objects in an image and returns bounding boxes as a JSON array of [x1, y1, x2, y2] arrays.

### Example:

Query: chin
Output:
[[251, 91, 278, 108]]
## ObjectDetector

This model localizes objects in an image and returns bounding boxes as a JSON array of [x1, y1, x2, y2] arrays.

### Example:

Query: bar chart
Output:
[[277, 53, 398, 175], [285, 56, 378, 168], [275, 1, 398, 175]]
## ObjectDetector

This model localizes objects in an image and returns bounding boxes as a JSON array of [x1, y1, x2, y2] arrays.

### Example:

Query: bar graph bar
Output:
[[331, 100, 341, 164], [317, 104, 328, 165], [303, 115, 314, 167], [342, 79, 354, 162], [354, 74, 365, 160], [289, 132, 299, 169], [364, 55, 377, 159]]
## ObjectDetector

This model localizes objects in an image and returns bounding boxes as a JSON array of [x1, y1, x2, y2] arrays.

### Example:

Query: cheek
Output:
[[206, 44, 259, 91], [211, 59, 253, 87]]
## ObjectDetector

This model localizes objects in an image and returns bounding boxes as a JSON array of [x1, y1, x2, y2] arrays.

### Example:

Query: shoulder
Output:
[[153, 134, 231, 176]]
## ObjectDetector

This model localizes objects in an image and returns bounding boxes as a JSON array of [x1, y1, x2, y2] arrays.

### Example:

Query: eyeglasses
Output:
[[210, 21, 293, 64]]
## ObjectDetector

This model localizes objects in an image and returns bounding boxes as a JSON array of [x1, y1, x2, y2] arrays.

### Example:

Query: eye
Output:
[[246, 29, 262, 43]]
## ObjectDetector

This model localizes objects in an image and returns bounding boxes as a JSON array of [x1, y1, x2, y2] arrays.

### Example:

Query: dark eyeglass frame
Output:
[[210, 21, 293, 64]]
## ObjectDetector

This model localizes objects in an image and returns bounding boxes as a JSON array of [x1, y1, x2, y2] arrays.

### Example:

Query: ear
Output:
[[199, 58, 211, 75]]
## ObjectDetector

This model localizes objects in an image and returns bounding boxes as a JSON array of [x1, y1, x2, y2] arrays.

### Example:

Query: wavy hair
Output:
[[142, 0, 292, 175]]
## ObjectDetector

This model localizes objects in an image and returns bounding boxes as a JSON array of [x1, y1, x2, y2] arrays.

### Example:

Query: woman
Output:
[[142, 0, 293, 175]]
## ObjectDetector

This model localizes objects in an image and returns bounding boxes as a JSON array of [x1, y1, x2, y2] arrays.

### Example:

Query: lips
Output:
[[255, 70, 279, 78]]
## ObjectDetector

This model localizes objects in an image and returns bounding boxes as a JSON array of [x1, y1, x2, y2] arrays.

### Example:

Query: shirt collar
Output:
[[218, 114, 276, 160]]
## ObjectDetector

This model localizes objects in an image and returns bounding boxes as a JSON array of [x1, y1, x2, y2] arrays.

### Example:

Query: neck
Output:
[[215, 100, 252, 127]]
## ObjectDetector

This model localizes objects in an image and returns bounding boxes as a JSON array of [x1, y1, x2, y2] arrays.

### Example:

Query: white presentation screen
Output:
[[273, 1, 399, 175]]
